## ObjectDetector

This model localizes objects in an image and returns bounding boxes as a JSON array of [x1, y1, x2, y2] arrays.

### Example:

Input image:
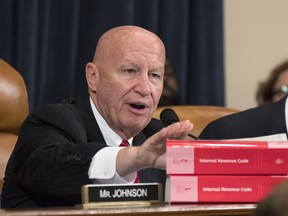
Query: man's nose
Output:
[[134, 74, 152, 96]]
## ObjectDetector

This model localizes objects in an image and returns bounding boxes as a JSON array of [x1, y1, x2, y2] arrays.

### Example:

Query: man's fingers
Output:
[[164, 120, 193, 139], [145, 120, 193, 148]]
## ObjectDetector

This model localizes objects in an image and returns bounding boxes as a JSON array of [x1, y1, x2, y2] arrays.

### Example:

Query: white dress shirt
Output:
[[88, 97, 136, 184]]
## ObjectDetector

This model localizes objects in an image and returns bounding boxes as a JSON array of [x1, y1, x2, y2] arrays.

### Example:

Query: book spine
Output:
[[167, 146, 288, 175], [168, 175, 288, 203]]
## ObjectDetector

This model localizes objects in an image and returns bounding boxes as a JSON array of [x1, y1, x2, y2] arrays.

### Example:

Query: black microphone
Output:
[[160, 108, 199, 140], [142, 118, 164, 138]]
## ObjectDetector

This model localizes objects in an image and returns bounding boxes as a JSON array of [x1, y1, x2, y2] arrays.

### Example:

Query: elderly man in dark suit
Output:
[[199, 96, 288, 140], [1, 26, 193, 208]]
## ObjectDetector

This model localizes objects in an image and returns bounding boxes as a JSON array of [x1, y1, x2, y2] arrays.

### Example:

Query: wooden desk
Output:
[[1, 204, 256, 216]]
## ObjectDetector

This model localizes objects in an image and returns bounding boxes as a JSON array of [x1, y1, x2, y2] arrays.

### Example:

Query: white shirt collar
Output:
[[89, 97, 133, 147]]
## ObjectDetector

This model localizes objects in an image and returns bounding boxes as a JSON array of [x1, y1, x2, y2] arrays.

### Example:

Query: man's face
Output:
[[93, 33, 165, 138]]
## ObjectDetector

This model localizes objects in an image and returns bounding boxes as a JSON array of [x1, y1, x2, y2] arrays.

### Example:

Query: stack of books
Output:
[[165, 140, 288, 203]]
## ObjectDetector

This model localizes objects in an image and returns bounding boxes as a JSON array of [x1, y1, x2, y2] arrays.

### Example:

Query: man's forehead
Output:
[[95, 26, 165, 64]]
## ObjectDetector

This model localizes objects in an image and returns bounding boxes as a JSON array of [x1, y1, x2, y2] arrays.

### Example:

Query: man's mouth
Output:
[[130, 104, 145, 110]]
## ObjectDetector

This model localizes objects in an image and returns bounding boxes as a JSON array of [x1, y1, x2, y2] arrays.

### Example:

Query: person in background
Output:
[[158, 59, 180, 106], [253, 180, 288, 216], [199, 95, 288, 140], [256, 60, 288, 106], [1, 25, 193, 208]]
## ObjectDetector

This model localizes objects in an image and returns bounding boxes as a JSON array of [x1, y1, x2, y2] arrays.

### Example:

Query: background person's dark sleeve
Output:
[[200, 98, 287, 140]]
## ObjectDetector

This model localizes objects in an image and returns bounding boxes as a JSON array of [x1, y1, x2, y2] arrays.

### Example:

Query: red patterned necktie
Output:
[[119, 140, 129, 147], [119, 140, 140, 183]]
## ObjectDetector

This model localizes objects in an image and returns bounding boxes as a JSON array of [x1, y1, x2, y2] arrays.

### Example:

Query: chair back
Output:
[[154, 105, 239, 137], [0, 59, 29, 134], [0, 59, 29, 191]]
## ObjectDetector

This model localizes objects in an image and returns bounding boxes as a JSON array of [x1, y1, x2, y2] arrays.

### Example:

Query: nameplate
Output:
[[82, 183, 163, 204]]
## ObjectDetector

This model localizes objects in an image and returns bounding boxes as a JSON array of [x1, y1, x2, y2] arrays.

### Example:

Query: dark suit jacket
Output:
[[1, 96, 165, 208], [199, 96, 288, 140]]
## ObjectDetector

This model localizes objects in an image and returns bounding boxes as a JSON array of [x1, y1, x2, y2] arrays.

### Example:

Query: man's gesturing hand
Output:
[[116, 120, 193, 176]]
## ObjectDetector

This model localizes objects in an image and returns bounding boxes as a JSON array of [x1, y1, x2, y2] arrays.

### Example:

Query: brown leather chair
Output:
[[0, 59, 29, 191], [154, 105, 239, 137]]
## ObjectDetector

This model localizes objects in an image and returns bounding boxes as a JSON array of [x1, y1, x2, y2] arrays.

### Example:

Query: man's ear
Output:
[[86, 62, 99, 93]]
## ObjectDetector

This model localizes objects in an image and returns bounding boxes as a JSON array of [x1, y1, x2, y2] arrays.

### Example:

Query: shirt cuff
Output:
[[88, 146, 136, 184]]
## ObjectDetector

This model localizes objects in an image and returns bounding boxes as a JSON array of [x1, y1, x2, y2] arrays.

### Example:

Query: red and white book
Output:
[[166, 175, 288, 203], [167, 140, 288, 175]]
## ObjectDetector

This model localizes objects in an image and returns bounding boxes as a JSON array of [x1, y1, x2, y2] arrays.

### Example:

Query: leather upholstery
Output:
[[0, 59, 29, 191], [154, 105, 239, 137], [0, 59, 29, 134]]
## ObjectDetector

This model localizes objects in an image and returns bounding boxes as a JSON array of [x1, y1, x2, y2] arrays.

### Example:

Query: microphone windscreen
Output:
[[160, 108, 180, 127], [142, 118, 164, 138]]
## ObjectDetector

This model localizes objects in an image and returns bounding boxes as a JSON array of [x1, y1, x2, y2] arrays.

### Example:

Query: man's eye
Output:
[[149, 72, 161, 79], [124, 69, 135, 74]]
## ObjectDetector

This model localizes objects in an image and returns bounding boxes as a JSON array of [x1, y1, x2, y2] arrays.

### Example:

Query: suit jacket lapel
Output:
[[75, 95, 106, 144]]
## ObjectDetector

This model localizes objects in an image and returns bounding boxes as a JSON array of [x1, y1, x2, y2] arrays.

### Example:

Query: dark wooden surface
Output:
[[1, 203, 256, 216]]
